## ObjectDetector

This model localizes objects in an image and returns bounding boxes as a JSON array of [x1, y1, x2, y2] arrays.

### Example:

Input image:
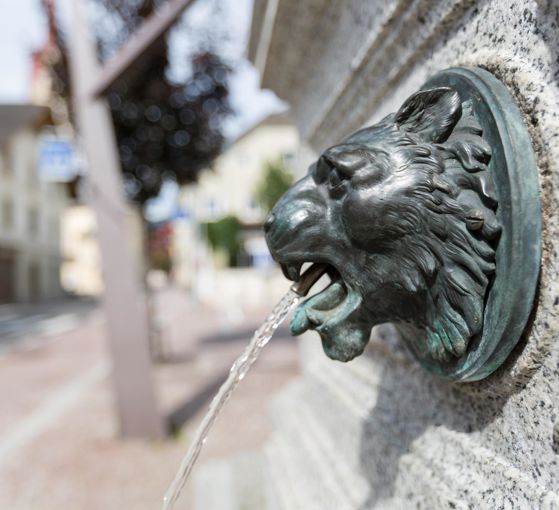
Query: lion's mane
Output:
[[356, 97, 501, 361]]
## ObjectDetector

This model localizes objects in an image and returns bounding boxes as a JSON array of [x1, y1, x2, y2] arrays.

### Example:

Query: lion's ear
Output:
[[395, 87, 461, 143]]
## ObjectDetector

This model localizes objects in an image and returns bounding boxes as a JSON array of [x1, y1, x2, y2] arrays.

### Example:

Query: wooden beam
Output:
[[90, 0, 196, 98], [69, 0, 165, 439]]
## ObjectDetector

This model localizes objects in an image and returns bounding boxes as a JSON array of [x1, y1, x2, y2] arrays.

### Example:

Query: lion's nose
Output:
[[263, 213, 276, 233]]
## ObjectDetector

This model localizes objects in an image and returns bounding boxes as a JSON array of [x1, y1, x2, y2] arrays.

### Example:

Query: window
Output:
[[29, 208, 39, 237], [48, 215, 60, 241], [2, 199, 13, 231], [0, 145, 11, 179]]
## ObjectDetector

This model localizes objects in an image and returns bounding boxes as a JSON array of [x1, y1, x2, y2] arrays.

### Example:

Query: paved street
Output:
[[0, 286, 300, 509], [0, 297, 96, 354]]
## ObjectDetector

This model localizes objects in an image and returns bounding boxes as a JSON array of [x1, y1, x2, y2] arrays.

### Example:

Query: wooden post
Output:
[[68, 0, 164, 439], [90, 0, 196, 98]]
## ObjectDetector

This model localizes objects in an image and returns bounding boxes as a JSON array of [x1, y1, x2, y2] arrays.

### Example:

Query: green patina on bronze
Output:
[[264, 67, 541, 382]]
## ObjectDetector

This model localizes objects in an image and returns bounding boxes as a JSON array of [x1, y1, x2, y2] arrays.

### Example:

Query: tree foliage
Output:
[[254, 158, 294, 214], [204, 215, 242, 267], [107, 50, 231, 203], [42, 0, 232, 205]]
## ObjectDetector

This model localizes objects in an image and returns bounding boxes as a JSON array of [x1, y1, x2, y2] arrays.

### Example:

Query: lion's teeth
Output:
[[280, 263, 302, 281], [287, 264, 301, 281]]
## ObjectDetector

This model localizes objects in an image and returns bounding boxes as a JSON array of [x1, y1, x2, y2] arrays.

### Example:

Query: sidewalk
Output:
[[0, 286, 300, 509]]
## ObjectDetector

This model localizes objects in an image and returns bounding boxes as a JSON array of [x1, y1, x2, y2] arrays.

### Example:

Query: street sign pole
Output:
[[68, 0, 164, 439]]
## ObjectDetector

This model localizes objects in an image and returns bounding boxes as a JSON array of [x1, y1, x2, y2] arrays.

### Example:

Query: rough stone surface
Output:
[[243, 0, 559, 508], [193, 452, 266, 510]]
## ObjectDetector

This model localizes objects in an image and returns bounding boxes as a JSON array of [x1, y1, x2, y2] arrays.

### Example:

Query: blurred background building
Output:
[[59, 205, 102, 296], [60, 204, 146, 296], [0, 104, 66, 303], [172, 112, 297, 312]]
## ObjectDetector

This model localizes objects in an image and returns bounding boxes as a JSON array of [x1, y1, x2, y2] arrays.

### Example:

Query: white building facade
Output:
[[0, 105, 67, 303], [172, 114, 298, 310]]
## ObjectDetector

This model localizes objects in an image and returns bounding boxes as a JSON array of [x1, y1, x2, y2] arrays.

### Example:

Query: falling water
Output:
[[161, 289, 301, 510]]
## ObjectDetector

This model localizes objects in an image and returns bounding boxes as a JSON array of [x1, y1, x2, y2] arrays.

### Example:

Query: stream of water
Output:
[[161, 289, 300, 510]]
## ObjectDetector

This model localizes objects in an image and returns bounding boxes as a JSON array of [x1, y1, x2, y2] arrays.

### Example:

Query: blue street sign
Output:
[[38, 136, 79, 182]]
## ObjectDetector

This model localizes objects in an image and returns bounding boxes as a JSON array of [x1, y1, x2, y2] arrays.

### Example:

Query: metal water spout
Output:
[[265, 67, 541, 382]]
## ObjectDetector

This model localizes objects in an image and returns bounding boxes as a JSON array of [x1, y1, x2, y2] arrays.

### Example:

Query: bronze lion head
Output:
[[265, 86, 502, 366]]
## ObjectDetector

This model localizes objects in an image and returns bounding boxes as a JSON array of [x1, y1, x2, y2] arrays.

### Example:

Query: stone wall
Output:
[[239, 1, 559, 508]]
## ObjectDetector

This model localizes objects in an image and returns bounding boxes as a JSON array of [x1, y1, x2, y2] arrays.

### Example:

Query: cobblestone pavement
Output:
[[0, 286, 300, 509]]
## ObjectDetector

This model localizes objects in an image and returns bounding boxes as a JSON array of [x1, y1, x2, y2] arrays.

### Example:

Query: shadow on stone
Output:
[[166, 371, 230, 435], [357, 316, 542, 508]]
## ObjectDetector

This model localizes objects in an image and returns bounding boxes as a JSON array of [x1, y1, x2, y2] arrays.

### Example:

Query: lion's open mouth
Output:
[[276, 262, 370, 361], [281, 262, 351, 335]]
